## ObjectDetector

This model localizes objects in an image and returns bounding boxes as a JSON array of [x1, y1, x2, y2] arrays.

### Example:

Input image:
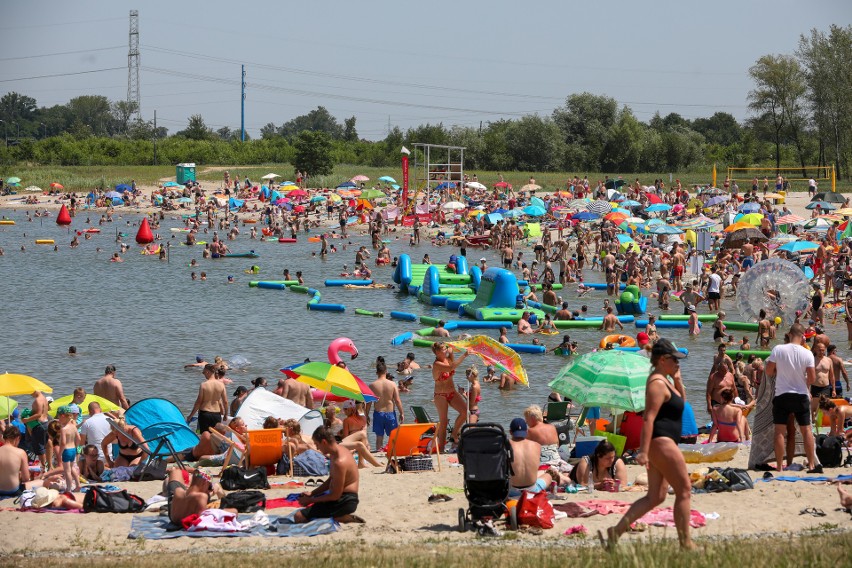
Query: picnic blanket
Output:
[[128, 512, 337, 539], [553, 499, 706, 527]]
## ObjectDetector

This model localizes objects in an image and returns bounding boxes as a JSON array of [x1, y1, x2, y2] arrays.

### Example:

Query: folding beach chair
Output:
[[411, 405, 433, 424], [544, 401, 570, 423], [106, 417, 194, 475], [386, 423, 441, 473], [207, 428, 245, 475]]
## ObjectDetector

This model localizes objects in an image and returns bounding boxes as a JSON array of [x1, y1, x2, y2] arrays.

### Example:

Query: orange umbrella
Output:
[[355, 199, 373, 210], [604, 211, 628, 224], [724, 221, 754, 233]]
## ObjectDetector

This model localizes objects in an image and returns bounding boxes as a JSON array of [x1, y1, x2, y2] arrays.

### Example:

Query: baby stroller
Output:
[[456, 422, 516, 533]]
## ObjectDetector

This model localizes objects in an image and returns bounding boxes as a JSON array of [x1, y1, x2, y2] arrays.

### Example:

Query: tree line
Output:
[[1, 25, 848, 178]]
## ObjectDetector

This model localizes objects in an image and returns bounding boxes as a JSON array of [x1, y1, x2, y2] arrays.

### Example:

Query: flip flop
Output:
[[799, 507, 827, 517], [304, 479, 316, 487]]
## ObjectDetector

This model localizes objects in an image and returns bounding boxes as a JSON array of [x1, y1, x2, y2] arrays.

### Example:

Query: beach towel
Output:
[[638, 507, 706, 528], [128, 512, 337, 539], [266, 497, 301, 509], [757, 474, 852, 483], [748, 373, 804, 469]]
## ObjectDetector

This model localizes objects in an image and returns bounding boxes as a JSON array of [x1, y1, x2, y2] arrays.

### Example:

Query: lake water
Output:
[[0, 208, 751, 436]]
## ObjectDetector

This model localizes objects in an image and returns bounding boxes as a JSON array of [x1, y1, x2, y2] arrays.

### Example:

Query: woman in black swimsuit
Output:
[[100, 412, 149, 468], [600, 338, 694, 550]]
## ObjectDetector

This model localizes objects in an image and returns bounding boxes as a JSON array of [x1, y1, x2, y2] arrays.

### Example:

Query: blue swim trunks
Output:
[[61, 447, 77, 463], [508, 478, 547, 498], [372, 411, 399, 437], [742, 256, 754, 269]]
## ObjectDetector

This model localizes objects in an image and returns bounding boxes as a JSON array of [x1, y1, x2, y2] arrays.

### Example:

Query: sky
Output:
[[0, 0, 849, 140]]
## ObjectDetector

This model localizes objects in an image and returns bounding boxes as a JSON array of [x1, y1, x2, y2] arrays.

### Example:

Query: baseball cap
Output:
[[56, 405, 70, 416], [509, 417, 528, 438], [342, 400, 356, 410], [480, 257, 487, 262], [67, 404, 80, 415], [651, 338, 686, 359], [45, 396, 54, 404], [637, 332, 650, 346]]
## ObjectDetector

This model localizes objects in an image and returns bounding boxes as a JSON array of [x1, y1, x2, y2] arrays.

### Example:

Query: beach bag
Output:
[[221, 490, 267, 513], [83, 486, 145, 513], [132, 458, 167, 481], [276, 454, 292, 476], [220, 465, 270, 490], [717, 468, 754, 491], [815, 434, 843, 468], [401, 454, 434, 472], [292, 450, 330, 477], [516, 490, 554, 529]]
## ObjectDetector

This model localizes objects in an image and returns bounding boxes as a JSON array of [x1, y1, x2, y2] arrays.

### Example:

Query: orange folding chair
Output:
[[386, 423, 441, 473], [242, 428, 284, 470]]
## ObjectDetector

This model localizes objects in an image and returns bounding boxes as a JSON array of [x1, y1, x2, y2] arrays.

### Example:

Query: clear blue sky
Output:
[[1, 0, 849, 139]]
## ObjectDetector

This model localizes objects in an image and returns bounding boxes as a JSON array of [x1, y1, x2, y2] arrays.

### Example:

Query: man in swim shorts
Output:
[[523, 406, 561, 465], [295, 426, 361, 523], [0, 427, 30, 498], [367, 359, 404, 451], [508, 418, 561, 498]]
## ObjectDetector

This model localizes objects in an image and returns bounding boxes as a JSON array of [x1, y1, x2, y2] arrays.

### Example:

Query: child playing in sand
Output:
[[58, 406, 81, 492]]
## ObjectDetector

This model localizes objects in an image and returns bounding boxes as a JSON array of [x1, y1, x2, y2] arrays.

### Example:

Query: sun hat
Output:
[[651, 338, 686, 360], [32, 487, 59, 508], [509, 417, 528, 438]]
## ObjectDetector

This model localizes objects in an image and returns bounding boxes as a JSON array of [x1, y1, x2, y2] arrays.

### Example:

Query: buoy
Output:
[[135, 218, 154, 244], [56, 204, 72, 226]]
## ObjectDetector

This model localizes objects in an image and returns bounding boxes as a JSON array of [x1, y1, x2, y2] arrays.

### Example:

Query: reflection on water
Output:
[[0, 209, 747, 434]]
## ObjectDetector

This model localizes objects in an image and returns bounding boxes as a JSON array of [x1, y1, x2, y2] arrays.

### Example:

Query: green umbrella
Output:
[[0, 396, 18, 420], [548, 350, 650, 412], [6, 177, 21, 184], [358, 189, 385, 200]]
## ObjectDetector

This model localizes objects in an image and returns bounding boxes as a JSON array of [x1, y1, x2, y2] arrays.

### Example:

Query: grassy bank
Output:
[[6, 531, 851, 567], [3, 164, 850, 194]]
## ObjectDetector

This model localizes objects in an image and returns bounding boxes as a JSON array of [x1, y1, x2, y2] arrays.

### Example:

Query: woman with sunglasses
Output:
[[431, 341, 469, 452], [600, 338, 694, 550]]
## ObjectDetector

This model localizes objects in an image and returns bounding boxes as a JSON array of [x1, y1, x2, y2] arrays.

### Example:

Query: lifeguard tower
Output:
[[409, 143, 466, 213]]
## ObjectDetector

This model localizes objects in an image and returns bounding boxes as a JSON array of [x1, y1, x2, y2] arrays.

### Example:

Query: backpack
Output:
[[220, 465, 270, 490], [220, 490, 267, 513], [83, 486, 146, 513], [132, 458, 168, 481], [815, 434, 844, 468]]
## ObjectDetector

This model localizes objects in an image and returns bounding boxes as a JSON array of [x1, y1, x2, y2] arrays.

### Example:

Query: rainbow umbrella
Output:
[[282, 361, 377, 402], [450, 335, 528, 387]]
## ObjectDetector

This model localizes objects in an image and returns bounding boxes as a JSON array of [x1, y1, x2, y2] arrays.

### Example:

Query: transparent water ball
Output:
[[735, 258, 810, 326]]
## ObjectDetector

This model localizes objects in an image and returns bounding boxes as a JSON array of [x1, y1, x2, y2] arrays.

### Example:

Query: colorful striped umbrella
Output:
[[282, 362, 377, 403], [449, 336, 528, 386], [586, 200, 612, 215], [548, 350, 651, 411]]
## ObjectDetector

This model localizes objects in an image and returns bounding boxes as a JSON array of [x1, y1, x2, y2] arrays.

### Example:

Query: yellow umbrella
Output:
[[468, 209, 485, 218], [280, 184, 299, 192], [739, 213, 764, 226], [0, 373, 52, 397], [835, 208, 852, 216], [328, 193, 342, 203], [48, 394, 119, 417]]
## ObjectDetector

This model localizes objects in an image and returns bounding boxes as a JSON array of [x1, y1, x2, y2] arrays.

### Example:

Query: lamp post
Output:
[[40, 123, 47, 139], [0, 120, 6, 146]]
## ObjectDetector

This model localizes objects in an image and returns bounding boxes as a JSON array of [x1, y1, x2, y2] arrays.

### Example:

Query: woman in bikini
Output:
[[100, 412, 148, 468], [431, 341, 470, 451], [569, 440, 627, 491], [463, 367, 482, 425], [601, 338, 694, 550], [707, 389, 745, 443]]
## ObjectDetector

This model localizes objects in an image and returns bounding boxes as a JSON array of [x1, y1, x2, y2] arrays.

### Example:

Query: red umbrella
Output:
[[293, 205, 305, 213], [644, 192, 662, 204], [494, 182, 513, 189]]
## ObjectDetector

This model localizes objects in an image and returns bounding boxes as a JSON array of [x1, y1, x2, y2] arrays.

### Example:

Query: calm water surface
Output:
[[0, 208, 758, 434]]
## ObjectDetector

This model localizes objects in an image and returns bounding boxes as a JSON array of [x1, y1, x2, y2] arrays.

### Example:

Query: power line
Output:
[[0, 17, 125, 31], [0, 67, 125, 83], [0, 45, 125, 62]]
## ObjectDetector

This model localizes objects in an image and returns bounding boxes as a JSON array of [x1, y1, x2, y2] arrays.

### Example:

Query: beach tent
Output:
[[115, 184, 131, 192], [126, 398, 200, 455], [235, 388, 323, 436], [228, 198, 245, 209]]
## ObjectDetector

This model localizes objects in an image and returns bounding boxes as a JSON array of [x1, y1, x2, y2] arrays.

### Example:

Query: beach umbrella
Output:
[[778, 241, 820, 253], [50, 182, 64, 190], [485, 213, 503, 224], [523, 205, 546, 217], [451, 336, 528, 386], [6, 177, 21, 184], [288, 189, 308, 198], [776, 214, 804, 224], [835, 208, 852, 216], [280, 184, 300, 192], [176, 197, 193, 204], [25, 186, 42, 192], [587, 200, 612, 215], [310, 195, 327, 203], [504, 209, 524, 218], [724, 221, 754, 233], [103, 191, 121, 199], [351, 175, 370, 182], [530, 196, 546, 209], [620, 200, 641, 207], [378, 176, 397, 184], [604, 211, 628, 224], [327, 193, 342, 203], [705, 196, 728, 207], [162, 181, 180, 188], [812, 192, 846, 204], [616, 234, 640, 253], [466, 182, 486, 190], [647, 223, 683, 235], [261, 173, 281, 180], [571, 211, 600, 222], [435, 182, 457, 191], [442, 201, 466, 210], [568, 199, 590, 209], [611, 207, 631, 215], [48, 394, 120, 417], [0, 373, 53, 397], [723, 227, 767, 248], [800, 217, 832, 230], [521, 183, 541, 192], [806, 201, 836, 210], [358, 189, 385, 200], [390, 184, 400, 190], [355, 199, 373, 210], [0, 396, 17, 420], [739, 213, 764, 226], [548, 350, 651, 412], [643, 192, 662, 204], [738, 202, 761, 213], [336, 181, 357, 189], [763, 192, 784, 199], [645, 203, 672, 213], [282, 362, 377, 402]]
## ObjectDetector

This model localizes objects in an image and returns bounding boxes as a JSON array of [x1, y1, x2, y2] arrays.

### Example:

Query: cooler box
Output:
[[573, 436, 606, 458], [176, 163, 196, 184]]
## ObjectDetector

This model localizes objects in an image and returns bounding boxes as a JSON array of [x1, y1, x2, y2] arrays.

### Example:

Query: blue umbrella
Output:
[[504, 209, 524, 218], [611, 207, 630, 214], [645, 203, 672, 212], [162, 181, 180, 188], [523, 205, 547, 217], [621, 200, 641, 207], [778, 241, 819, 253], [485, 213, 504, 224], [337, 181, 357, 189], [530, 196, 546, 210], [494, 207, 508, 214], [310, 196, 327, 203], [391, 184, 400, 190], [572, 211, 600, 221], [805, 201, 836, 210], [647, 224, 683, 235], [115, 184, 131, 192], [379, 176, 397, 183], [705, 196, 728, 207], [105, 190, 121, 199], [435, 182, 457, 191], [281, 181, 296, 186], [738, 202, 761, 213]]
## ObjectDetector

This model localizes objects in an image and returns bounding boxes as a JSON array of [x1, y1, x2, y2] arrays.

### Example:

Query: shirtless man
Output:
[[827, 344, 850, 397], [705, 366, 736, 416], [186, 364, 229, 434], [431, 321, 451, 338], [741, 242, 755, 271], [366, 359, 404, 451], [523, 406, 560, 465], [810, 342, 835, 421], [0, 427, 30, 498], [507, 418, 559, 498], [166, 469, 226, 524], [599, 307, 624, 332], [295, 426, 361, 523], [603, 251, 617, 296], [21, 390, 49, 471], [517, 312, 533, 334], [57, 406, 82, 492], [554, 302, 573, 321], [279, 374, 314, 409], [672, 245, 686, 291], [542, 284, 559, 307], [502, 243, 513, 270], [93, 365, 129, 410]]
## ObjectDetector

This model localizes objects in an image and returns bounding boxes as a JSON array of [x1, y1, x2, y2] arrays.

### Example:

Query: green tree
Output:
[[343, 116, 358, 142], [601, 108, 644, 172], [111, 100, 139, 136], [66, 95, 113, 136], [748, 55, 797, 173], [0, 92, 37, 132], [480, 120, 513, 171], [692, 112, 742, 146], [280, 106, 343, 139], [294, 130, 333, 175], [176, 114, 214, 140], [552, 92, 619, 171], [504, 115, 564, 171]]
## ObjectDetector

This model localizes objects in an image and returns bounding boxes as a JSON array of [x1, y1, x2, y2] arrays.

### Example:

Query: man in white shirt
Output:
[[808, 179, 817, 197], [79, 402, 112, 463], [706, 266, 722, 311], [765, 324, 821, 473]]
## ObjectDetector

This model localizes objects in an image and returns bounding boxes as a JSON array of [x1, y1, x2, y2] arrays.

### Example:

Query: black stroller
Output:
[[456, 422, 517, 533]]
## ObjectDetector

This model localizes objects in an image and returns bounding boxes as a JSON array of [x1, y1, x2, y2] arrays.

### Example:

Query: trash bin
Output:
[[176, 163, 196, 185], [777, 190, 786, 205]]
